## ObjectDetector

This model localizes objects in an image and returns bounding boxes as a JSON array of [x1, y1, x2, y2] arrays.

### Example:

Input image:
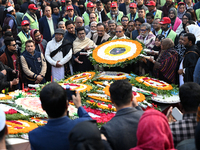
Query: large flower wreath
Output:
[[89, 39, 144, 67]]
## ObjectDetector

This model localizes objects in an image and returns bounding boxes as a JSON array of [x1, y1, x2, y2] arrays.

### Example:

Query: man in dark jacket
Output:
[[119, 0, 131, 15], [178, 33, 200, 83], [64, 20, 76, 43], [101, 80, 143, 150], [162, 0, 175, 17]]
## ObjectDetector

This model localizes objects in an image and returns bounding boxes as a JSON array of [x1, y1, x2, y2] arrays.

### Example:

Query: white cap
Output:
[[0, 108, 5, 131], [7, 6, 14, 12]]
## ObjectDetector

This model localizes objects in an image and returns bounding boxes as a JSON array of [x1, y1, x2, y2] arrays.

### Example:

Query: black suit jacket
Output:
[[101, 107, 143, 150], [119, 3, 127, 15]]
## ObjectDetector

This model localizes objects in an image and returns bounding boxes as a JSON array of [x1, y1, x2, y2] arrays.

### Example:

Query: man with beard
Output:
[[137, 23, 155, 50], [16, 20, 32, 53], [22, 4, 39, 30], [30, 29, 47, 54], [64, 20, 77, 43], [0, 37, 19, 84], [3, 6, 18, 40], [108, 20, 117, 39], [73, 27, 96, 72], [159, 17, 178, 45], [127, 3, 137, 21], [107, 2, 124, 25], [178, 33, 200, 85], [45, 29, 73, 81]]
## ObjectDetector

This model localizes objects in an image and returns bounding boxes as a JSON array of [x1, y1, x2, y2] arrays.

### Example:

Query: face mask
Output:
[[91, 30, 97, 33]]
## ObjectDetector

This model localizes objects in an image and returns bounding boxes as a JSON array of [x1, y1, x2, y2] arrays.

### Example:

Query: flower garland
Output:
[[103, 85, 145, 102], [135, 76, 173, 90], [30, 118, 47, 126], [4, 109, 17, 114], [91, 39, 143, 67], [88, 95, 111, 103], [6, 120, 38, 134], [0, 94, 12, 100], [86, 100, 116, 111], [83, 106, 115, 123], [65, 72, 96, 83], [58, 83, 93, 93], [98, 71, 129, 80]]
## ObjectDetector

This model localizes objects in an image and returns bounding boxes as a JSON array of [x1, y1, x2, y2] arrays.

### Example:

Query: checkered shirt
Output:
[[169, 113, 197, 146]]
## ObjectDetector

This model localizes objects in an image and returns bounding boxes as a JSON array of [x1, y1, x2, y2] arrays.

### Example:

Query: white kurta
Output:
[[45, 38, 72, 81], [179, 59, 184, 87]]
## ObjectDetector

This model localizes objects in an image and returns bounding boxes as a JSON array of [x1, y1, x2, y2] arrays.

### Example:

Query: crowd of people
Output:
[[0, 0, 199, 89], [0, 0, 200, 149]]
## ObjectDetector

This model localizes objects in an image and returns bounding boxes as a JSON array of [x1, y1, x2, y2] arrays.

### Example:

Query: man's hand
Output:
[[1, 70, 6, 75], [74, 56, 83, 64], [178, 69, 184, 75], [166, 106, 176, 123], [132, 95, 138, 107], [101, 134, 107, 141], [56, 61, 62, 67], [149, 56, 154, 63], [84, 46, 92, 51], [11, 78, 19, 85], [36, 75, 43, 82], [72, 91, 82, 108]]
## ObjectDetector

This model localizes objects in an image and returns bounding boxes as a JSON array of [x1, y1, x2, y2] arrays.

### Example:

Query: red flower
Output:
[[132, 92, 137, 96], [97, 103, 101, 106], [143, 77, 149, 80], [108, 104, 112, 108], [117, 73, 123, 76], [90, 100, 94, 102]]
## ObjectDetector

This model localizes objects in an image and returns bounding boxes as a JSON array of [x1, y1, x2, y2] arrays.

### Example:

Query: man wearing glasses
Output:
[[127, 3, 137, 21], [112, 25, 129, 40], [121, 16, 129, 31], [131, 17, 145, 40], [125, 20, 135, 38]]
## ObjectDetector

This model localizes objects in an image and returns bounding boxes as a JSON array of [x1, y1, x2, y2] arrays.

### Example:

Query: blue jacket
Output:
[[194, 1, 200, 11], [64, 32, 76, 44], [22, 50, 42, 77], [29, 106, 92, 150], [119, 3, 127, 15], [39, 16, 58, 42], [131, 30, 139, 40]]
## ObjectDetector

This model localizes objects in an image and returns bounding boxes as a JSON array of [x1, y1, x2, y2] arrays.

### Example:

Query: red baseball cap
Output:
[[66, 5, 74, 10], [159, 17, 171, 24], [21, 20, 30, 26], [28, 4, 38, 10], [178, 2, 185, 6], [61, 0, 65, 2], [146, 1, 156, 6], [87, 2, 94, 8], [129, 3, 137, 8], [110, 2, 118, 8]]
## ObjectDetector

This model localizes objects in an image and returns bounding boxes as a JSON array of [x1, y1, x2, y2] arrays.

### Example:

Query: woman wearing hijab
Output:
[[169, 7, 183, 35], [175, 33, 186, 63], [149, 38, 178, 84], [177, 2, 186, 20], [179, 13, 192, 35], [186, 24, 200, 46], [130, 109, 176, 150], [69, 121, 112, 150], [30, 29, 47, 55]]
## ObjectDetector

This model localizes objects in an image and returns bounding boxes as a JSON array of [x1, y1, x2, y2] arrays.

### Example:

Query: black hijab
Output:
[[182, 13, 192, 30]]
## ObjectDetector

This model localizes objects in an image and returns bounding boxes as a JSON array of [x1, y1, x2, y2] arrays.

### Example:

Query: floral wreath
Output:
[[65, 72, 96, 83], [98, 71, 129, 80], [135, 77, 173, 90], [89, 39, 143, 67], [59, 83, 93, 92], [6, 120, 38, 134], [0, 94, 12, 100]]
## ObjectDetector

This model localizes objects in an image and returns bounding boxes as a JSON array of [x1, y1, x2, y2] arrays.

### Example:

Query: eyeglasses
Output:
[[122, 20, 128, 22], [182, 18, 188, 20], [140, 29, 147, 32], [135, 24, 141, 26], [10, 44, 16, 47], [128, 25, 134, 27], [90, 17, 96, 19], [116, 31, 122, 33]]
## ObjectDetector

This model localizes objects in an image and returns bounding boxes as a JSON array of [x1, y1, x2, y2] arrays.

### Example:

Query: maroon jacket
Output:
[[162, 2, 175, 17], [3, 17, 17, 40]]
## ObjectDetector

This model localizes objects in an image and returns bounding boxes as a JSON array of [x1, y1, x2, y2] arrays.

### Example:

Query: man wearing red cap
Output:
[[107, 2, 124, 25], [82, 2, 99, 26], [146, 1, 162, 19], [158, 17, 178, 45], [22, 4, 39, 30], [127, 3, 137, 21], [63, 5, 77, 22], [16, 20, 32, 53]]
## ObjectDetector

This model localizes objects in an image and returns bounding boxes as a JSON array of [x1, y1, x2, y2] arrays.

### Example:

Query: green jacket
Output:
[[22, 13, 39, 30], [18, 31, 32, 52], [107, 11, 124, 25], [158, 29, 177, 42], [82, 12, 99, 26], [146, 9, 162, 19]]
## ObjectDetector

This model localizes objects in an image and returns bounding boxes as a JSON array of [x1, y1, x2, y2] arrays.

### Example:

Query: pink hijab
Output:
[[130, 109, 176, 150]]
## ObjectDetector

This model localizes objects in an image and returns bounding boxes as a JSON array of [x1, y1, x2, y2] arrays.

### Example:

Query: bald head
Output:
[[75, 16, 83, 28], [45, 6, 52, 18], [116, 25, 125, 38]]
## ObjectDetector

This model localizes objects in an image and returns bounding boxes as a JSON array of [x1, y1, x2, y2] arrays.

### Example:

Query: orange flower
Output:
[[86, 100, 116, 111], [0, 95, 12, 100], [65, 72, 96, 83], [88, 95, 111, 103]]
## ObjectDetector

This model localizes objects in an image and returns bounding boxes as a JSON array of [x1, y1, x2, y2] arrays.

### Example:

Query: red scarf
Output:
[[30, 29, 45, 54]]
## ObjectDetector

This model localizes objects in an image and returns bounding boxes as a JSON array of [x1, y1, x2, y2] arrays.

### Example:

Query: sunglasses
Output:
[[116, 31, 122, 33]]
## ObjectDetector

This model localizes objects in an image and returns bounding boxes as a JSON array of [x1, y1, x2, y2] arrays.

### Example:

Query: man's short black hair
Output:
[[105, 0, 111, 4], [146, 12, 154, 19], [4, 31, 12, 38], [184, 33, 196, 45], [138, 7, 145, 11], [179, 82, 200, 112], [25, 39, 35, 46], [65, 20, 74, 27], [40, 82, 67, 118], [15, 4, 20, 11], [128, 20, 134, 24], [77, 26, 85, 33], [109, 80, 132, 107], [121, 16, 129, 22], [2, 25, 11, 34], [97, 23, 105, 29], [97, 0, 102, 4], [2, 0, 7, 4], [4, 37, 15, 47], [135, 17, 145, 24]]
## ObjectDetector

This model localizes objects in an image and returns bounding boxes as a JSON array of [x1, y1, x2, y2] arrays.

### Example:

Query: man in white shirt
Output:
[[45, 28, 72, 81], [112, 25, 129, 40]]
